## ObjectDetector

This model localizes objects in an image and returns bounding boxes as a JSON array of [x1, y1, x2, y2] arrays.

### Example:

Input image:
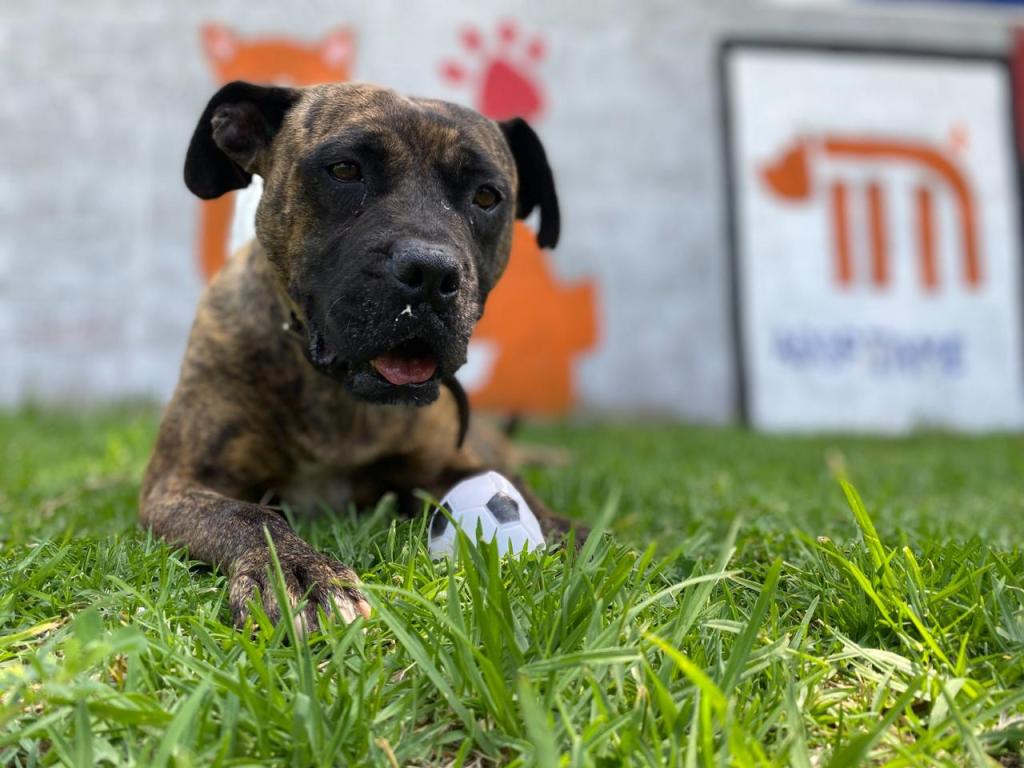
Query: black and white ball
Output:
[[428, 471, 545, 558]]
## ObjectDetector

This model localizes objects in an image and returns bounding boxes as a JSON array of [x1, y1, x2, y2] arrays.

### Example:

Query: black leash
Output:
[[442, 376, 471, 449]]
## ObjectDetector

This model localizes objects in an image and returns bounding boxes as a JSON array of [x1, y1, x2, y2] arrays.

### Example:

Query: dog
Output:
[[140, 80, 578, 631]]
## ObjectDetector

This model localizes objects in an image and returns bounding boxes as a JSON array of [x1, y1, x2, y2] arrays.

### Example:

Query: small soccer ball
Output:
[[428, 471, 545, 558]]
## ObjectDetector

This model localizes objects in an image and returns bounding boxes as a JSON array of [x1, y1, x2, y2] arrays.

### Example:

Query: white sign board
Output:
[[722, 42, 1024, 431]]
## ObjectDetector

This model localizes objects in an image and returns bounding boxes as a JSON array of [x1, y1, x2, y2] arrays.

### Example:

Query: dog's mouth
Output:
[[337, 335, 447, 405], [306, 306, 465, 405], [368, 338, 439, 387]]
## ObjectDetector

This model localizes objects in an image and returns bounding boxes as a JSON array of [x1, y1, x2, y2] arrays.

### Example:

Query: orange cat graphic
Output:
[[196, 24, 354, 281]]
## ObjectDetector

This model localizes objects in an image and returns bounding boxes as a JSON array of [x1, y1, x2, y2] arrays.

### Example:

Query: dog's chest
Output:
[[292, 392, 422, 466], [277, 460, 355, 514], [274, 398, 424, 510]]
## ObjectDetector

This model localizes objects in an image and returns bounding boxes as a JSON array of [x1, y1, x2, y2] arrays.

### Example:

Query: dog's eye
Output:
[[328, 161, 362, 182], [472, 185, 501, 210]]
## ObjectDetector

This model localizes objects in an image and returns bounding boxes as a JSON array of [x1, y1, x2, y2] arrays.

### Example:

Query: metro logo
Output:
[[723, 42, 1024, 431], [759, 136, 981, 292]]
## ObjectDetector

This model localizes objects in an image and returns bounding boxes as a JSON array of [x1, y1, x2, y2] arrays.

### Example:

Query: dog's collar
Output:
[[279, 306, 470, 450], [281, 310, 307, 342]]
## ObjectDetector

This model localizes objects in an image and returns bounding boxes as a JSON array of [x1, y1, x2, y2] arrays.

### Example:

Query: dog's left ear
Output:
[[184, 80, 300, 200], [499, 118, 560, 249]]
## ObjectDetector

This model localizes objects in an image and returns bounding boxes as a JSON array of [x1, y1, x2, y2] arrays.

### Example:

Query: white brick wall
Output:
[[0, 0, 1014, 419]]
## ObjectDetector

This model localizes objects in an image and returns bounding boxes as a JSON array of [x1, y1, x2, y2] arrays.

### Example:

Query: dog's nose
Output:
[[388, 243, 460, 306]]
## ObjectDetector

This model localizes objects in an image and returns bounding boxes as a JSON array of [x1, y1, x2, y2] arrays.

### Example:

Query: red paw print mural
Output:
[[441, 21, 546, 121], [441, 21, 599, 414]]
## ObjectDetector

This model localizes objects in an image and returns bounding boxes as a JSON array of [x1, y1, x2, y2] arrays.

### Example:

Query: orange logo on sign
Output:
[[760, 136, 981, 291], [197, 24, 354, 281]]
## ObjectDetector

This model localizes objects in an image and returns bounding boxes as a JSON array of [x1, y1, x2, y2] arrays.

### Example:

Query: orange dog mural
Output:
[[472, 223, 596, 412], [196, 24, 354, 281], [442, 20, 598, 413]]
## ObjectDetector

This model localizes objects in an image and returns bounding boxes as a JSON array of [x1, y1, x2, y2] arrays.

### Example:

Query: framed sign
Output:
[[720, 41, 1024, 431]]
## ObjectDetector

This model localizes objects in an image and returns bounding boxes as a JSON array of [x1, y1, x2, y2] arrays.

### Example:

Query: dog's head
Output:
[[184, 81, 559, 405]]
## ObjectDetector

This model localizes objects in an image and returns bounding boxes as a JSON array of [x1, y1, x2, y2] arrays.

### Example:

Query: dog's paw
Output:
[[550, 520, 590, 549], [228, 541, 370, 634]]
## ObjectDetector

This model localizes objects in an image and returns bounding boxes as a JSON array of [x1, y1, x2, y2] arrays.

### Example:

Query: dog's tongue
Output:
[[371, 354, 438, 386]]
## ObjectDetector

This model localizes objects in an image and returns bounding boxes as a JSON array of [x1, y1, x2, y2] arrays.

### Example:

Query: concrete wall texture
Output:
[[2, 0, 1022, 423]]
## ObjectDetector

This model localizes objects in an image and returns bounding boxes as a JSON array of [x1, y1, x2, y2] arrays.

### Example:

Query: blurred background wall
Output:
[[4, 0, 1024, 429]]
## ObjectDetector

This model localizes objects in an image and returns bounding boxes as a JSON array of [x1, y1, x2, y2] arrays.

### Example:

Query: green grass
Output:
[[1, 405, 1023, 766]]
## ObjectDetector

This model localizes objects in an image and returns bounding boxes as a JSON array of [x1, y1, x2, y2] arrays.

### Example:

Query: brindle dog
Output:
[[140, 81, 576, 631]]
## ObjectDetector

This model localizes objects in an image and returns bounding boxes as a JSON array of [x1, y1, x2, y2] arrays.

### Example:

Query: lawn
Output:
[[1, 405, 1023, 766]]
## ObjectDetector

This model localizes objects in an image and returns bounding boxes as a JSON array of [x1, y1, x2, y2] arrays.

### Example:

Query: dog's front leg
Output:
[[140, 479, 370, 631], [510, 478, 585, 541]]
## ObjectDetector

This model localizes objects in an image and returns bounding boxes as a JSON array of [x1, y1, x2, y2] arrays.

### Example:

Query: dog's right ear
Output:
[[184, 81, 300, 199], [499, 118, 560, 249]]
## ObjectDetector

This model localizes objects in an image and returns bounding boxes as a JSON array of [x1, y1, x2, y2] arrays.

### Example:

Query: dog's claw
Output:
[[229, 545, 368, 634]]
